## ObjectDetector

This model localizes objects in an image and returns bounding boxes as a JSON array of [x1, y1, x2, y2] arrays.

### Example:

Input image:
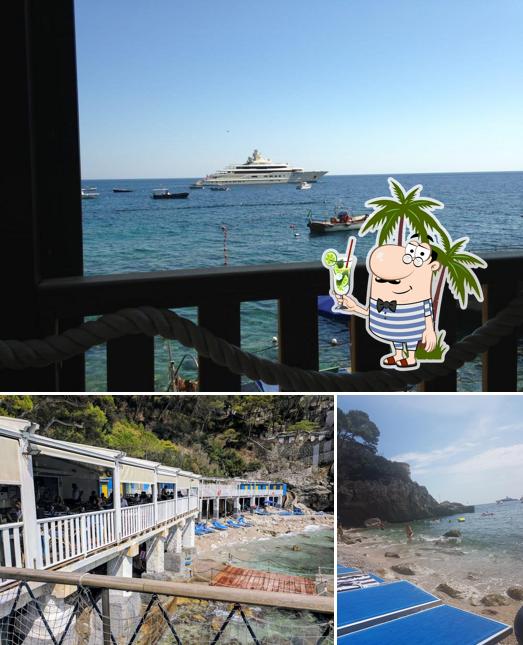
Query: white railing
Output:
[[121, 503, 155, 539], [37, 509, 116, 568], [189, 496, 198, 512], [0, 522, 24, 584], [157, 498, 177, 523]]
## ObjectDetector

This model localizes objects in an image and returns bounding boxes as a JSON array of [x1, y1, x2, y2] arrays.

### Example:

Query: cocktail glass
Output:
[[331, 258, 354, 309]]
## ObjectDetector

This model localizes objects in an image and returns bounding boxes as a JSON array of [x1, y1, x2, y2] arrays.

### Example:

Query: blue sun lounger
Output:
[[211, 520, 228, 530], [338, 580, 442, 636], [337, 604, 512, 644], [337, 565, 361, 575], [337, 572, 384, 592]]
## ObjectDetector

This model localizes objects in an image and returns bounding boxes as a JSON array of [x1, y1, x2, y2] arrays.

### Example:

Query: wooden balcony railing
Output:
[[18, 250, 520, 392]]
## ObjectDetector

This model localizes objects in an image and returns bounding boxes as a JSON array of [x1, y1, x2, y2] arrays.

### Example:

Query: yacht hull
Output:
[[202, 170, 327, 186]]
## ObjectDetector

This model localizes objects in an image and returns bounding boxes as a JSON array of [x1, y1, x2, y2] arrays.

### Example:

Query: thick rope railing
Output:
[[0, 290, 522, 391]]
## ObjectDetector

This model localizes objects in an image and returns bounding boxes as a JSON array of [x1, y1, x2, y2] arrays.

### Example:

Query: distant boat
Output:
[[296, 181, 312, 190], [307, 209, 368, 234], [81, 187, 99, 199], [496, 496, 518, 503], [190, 181, 205, 189], [112, 188, 133, 193], [151, 188, 189, 200], [210, 186, 230, 192]]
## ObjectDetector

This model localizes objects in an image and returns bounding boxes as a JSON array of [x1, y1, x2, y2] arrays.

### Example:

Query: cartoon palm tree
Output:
[[360, 178, 446, 245], [432, 231, 487, 321]]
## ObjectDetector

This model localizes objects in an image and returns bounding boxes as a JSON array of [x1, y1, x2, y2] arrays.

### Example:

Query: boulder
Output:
[[443, 530, 461, 538], [481, 593, 510, 607], [436, 582, 466, 599], [507, 586, 523, 601], [384, 552, 400, 558], [391, 563, 417, 576], [364, 518, 383, 528]]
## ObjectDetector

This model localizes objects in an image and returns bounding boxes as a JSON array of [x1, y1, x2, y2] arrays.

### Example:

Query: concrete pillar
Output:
[[233, 497, 240, 513], [22, 596, 75, 644], [213, 498, 219, 519], [165, 524, 183, 574], [182, 517, 195, 550], [250, 496, 256, 509], [107, 550, 134, 579], [146, 534, 165, 574], [105, 546, 141, 645]]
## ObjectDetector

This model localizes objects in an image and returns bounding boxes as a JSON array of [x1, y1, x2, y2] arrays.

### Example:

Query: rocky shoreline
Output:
[[193, 510, 334, 574], [339, 529, 521, 644]]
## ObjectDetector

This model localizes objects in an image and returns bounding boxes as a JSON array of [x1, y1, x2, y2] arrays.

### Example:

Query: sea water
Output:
[[81, 172, 523, 390], [161, 528, 334, 644], [360, 502, 523, 594]]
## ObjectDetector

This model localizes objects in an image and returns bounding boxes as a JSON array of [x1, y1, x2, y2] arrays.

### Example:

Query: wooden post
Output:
[[1, 1, 84, 391]]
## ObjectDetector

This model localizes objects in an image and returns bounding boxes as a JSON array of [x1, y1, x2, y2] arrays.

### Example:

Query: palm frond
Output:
[[388, 177, 407, 203], [404, 184, 423, 203], [365, 197, 400, 208], [410, 198, 444, 210]]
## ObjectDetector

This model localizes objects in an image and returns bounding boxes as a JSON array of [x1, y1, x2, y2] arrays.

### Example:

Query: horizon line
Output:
[[82, 169, 523, 181]]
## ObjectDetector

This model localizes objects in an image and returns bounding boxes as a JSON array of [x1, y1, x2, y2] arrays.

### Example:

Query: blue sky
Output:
[[75, 0, 523, 179], [338, 395, 523, 505]]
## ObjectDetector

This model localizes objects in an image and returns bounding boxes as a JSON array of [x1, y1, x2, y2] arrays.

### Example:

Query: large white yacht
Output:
[[200, 150, 327, 185]]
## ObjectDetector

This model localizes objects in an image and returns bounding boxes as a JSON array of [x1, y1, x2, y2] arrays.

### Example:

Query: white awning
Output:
[[0, 436, 20, 484], [36, 444, 114, 470], [120, 464, 155, 484], [177, 475, 194, 490], [157, 472, 178, 484]]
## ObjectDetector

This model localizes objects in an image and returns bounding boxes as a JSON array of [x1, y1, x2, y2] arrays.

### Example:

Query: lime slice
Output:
[[323, 250, 337, 267]]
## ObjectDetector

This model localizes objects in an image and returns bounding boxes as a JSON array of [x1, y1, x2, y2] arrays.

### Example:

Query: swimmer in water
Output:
[[406, 524, 414, 541]]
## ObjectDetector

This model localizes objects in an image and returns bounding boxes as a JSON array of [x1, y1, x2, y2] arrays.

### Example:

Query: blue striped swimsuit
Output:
[[368, 298, 432, 351]]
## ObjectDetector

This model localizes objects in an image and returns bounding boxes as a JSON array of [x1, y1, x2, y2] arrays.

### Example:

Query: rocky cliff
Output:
[[338, 478, 474, 527], [337, 416, 473, 527]]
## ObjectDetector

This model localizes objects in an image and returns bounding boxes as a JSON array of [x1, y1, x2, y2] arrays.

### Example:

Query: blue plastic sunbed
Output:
[[338, 580, 441, 636], [211, 520, 228, 530], [337, 565, 361, 575], [236, 516, 253, 527], [226, 519, 242, 529], [279, 510, 292, 516], [337, 604, 512, 645], [338, 573, 384, 592]]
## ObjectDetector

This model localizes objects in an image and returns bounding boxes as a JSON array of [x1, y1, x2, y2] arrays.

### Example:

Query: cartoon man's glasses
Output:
[[402, 242, 430, 267]]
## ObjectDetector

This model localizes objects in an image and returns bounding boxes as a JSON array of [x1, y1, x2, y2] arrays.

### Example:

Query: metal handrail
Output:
[[0, 567, 333, 613]]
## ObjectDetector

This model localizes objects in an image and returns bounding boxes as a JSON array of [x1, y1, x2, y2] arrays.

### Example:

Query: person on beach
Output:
[[338, 236, 440, 369], [406, 524, 414, 541]]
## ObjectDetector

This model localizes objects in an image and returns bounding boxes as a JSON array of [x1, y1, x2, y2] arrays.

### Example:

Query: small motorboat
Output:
[[81, 187, 99, 199], [307, 209, 368, 234], [190, 181, 205, 189], [296, 181, 311, 190], [151, 188, 189, 200], [112, 188, 133, 193], [210, 185, 230, 191]]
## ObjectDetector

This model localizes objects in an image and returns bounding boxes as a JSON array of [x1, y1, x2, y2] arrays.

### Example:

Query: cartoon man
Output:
[[338, 236, 440, 369]]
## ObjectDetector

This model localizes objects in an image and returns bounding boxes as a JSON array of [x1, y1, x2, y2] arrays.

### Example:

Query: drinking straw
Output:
[[345, 237, 354, 268]]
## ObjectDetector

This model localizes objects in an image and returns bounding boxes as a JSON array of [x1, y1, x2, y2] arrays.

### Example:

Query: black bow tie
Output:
[[377, 298, 397, 313]]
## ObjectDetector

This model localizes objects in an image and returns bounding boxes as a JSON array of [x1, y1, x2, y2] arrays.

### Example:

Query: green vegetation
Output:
[[415, 331, 449, 361], [0, 395, 327, 478], [337, 407, 409, 482]]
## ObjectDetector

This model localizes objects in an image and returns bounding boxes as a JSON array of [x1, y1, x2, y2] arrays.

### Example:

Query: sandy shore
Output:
[[192, 511, 334, 581], [339, 529, 520, 644]]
